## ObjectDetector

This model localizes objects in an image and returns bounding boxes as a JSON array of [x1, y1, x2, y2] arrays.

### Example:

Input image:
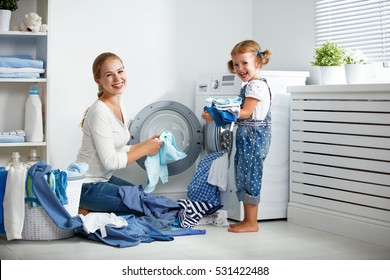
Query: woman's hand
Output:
[[202, 110, 213, 122], [144, 136, 162, 156], [127, 135, 162, 164]]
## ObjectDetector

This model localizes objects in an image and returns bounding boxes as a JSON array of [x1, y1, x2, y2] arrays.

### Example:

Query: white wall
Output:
[[48, 0, 252, 197], [252, 0, 317, 84], [48, 0, 315, 198]]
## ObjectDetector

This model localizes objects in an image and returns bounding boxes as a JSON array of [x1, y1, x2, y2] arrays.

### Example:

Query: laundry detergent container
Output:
[[21, 177, 86, 240]]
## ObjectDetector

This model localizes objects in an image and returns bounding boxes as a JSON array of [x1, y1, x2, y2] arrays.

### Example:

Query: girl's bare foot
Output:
[[228, 221, 244, 228], [228, 222, 259, 233]]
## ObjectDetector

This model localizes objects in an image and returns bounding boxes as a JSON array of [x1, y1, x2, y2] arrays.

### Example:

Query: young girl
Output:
[[202, 40, 272, 233]]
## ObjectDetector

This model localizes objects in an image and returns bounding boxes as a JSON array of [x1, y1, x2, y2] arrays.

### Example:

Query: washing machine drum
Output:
[[128, 101, 203, 176]]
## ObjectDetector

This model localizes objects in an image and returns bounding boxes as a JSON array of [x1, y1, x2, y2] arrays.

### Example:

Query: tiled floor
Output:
[[1, 219, 389, 260]]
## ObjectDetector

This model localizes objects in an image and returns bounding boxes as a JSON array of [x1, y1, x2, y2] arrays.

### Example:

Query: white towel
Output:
[[3, 164, 28, 240], [79, 212, 128, 238], [207, 152, 229, 191]]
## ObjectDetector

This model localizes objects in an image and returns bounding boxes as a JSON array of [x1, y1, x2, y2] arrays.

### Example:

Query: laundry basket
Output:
[[21, 177, 85, 241]]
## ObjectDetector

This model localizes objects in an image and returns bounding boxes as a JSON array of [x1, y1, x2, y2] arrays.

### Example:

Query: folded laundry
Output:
[[206, 96, 242, 107], [0, 130, 25, 143], [0, 67, 45, 74], [0, 56, 44, 69], [0, 73, 41, 78], [0, 135, 24, 143], [203, 97, 242, 127], [0, 130, 26, 136]]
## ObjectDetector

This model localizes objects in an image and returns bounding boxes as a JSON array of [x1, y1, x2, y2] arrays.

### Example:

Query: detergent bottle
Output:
[[24, 85, 43, 142]]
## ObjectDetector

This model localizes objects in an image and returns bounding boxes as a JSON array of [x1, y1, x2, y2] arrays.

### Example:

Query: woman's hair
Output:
[[81, 52, 124, 127], [227, 40, 271, 73]]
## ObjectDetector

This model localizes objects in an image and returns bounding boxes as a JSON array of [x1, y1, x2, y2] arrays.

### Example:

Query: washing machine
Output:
[[128, 71, 309, 221]]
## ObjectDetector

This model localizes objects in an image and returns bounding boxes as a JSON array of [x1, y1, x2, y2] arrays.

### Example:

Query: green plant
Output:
[[311, 41, 345, 66], [343, 49, 367, 64], [0, 0, 18, 11]]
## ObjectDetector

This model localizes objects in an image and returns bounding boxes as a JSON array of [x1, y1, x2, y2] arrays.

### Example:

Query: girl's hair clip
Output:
[[257, 50, 263, 57]]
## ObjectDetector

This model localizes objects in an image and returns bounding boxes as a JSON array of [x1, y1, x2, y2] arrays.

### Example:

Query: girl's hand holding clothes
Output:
[[201, 110, 213, 122]]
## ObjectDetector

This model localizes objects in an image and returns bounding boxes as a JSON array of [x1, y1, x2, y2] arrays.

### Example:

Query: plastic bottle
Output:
[[27, 148, 40, 166], [7, 152, 22, 169], [24, 85, 44, 142]]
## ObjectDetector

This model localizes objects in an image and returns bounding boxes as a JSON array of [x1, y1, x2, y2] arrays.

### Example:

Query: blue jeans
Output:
[[79, 176, 143, 216]]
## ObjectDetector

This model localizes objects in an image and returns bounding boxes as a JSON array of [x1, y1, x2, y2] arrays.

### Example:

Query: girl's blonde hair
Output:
[[227, 40, 271, 73], [81, 52, 124, 127]]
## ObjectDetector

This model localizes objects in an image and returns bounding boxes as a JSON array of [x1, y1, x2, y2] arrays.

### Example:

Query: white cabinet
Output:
[[288, 84, 390, 247], [0, 0, 48, 166]]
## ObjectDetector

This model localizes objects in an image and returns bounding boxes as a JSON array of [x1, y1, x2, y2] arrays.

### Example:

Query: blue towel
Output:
[[0, 135, 24, 143], [0, 73, 41, 78], [0, 167, 8, 234], [204, 106, 237, 127], [144, 131, 187, 193], [0, 55, 33, 59], [65, 161, 88, 180], [0, 56, 44, 69]]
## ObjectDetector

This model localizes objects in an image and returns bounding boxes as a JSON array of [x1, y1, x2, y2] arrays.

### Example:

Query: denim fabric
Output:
[[79, 176, 143, 216], [118, 185, 180, 221], [28, 161, 82, 230], [76, 214, 174, 247], [234, 124, 271, 205], [234, 78, 272, 205]]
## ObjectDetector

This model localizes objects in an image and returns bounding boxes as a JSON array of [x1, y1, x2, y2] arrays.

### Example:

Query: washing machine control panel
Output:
[[196, 73, 242, 97]]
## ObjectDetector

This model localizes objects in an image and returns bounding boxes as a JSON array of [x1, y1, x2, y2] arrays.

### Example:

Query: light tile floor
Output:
[[1, 219, 389, 260]]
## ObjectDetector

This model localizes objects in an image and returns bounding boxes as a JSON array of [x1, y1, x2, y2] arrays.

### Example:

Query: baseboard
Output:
[[287, 202, 390, 247]]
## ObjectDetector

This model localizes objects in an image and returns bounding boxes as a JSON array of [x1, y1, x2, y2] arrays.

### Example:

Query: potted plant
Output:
[[343, 49, 371, 84], [311, 41, 346, 84], [0, 0, 18, 31]]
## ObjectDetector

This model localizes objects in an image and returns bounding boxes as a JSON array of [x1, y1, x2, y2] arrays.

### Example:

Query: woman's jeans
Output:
[[79, 176, 142, 215]]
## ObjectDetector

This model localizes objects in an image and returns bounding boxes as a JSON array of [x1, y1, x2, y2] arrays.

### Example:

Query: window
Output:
[[315, 0, 390, 62]]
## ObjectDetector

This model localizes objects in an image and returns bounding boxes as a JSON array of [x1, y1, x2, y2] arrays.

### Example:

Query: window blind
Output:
[[315, 0, 390, 62]]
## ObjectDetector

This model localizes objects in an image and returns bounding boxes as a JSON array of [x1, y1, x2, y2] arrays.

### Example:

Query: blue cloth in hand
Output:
[[204, 106, 236, 127]]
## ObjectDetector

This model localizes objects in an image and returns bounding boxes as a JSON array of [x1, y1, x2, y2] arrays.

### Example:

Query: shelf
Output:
[[0, 31, 47, 38], [0, 142, 47, 147], [0, 78, 47, 83]]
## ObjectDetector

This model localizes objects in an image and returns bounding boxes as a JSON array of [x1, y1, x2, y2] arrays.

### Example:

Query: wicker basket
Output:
[[21, 178, 85, 241]]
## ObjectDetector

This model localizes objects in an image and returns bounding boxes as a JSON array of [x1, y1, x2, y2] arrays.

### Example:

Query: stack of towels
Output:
[[0, 130, 25, 143], [0, 55, 45, 78]]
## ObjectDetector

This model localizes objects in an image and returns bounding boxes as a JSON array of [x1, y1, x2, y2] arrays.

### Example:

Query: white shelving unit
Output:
[[0, 0, 48, 166]]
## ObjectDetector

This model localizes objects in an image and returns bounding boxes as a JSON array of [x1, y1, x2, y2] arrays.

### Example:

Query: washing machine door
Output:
[[204, 121, 234, 158], [128, 101, 203, 175]]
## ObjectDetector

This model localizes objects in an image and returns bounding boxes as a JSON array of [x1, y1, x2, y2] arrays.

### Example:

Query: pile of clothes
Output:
[[0, 55, 45, 78], [0, 161, 227, 248]]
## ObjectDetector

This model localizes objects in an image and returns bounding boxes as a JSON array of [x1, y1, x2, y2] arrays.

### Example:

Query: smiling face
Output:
[[96, 57, 127, 97], [231, 52, 261, 82]]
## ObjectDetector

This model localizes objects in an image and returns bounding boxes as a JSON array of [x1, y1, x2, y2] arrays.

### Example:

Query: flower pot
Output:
[[319, 66, 346, 85], [345, 64, 371, 84], [0, 9, 12, 31]]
